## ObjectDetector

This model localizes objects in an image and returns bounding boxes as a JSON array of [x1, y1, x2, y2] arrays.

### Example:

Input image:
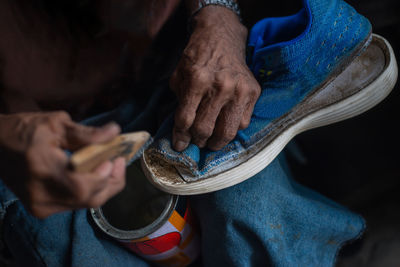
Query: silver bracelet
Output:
[[193, 0, 241, 18]]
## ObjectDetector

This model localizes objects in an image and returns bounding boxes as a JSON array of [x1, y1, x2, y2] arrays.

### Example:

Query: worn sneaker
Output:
[[141, 0, 398, 195]]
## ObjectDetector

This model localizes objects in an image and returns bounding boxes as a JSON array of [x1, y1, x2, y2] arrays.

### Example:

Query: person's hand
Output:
[[170, 5, 261, 152], [0, 111, 126, 218]]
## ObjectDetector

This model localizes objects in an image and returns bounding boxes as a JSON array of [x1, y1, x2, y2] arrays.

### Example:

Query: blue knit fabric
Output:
[[149, 0, 372, 181]]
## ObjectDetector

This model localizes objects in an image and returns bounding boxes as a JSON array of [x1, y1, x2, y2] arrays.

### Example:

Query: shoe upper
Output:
[[248, 0, 371, 123], [147, 0, 372, 181]]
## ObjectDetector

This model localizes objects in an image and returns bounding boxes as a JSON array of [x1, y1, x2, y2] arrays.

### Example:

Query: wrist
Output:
[[192, 0, 240, 17], [191, 5, 247, 37]]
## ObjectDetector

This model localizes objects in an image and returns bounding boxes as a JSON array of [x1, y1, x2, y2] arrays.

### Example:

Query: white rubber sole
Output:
[[142, 34, 398, 195]]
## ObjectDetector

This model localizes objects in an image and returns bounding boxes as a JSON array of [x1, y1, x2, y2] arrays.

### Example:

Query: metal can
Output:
[[90, 161, 200, 267]]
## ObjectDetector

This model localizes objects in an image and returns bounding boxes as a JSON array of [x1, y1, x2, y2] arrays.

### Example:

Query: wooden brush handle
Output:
[[69, 131, 151, 173]]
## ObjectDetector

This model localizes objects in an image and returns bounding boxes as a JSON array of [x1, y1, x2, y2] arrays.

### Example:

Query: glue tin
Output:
[[90, 161, 200, 267]]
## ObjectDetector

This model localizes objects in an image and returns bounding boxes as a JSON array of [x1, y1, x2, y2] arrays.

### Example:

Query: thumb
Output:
[[64, 122, 121, 150]]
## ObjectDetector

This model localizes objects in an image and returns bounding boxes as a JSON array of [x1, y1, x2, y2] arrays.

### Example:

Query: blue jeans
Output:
[[0, 85, 364, 266]]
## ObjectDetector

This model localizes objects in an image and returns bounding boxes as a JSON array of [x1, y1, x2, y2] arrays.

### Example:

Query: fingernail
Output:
[[102, 122, 120, 133], [174, 140, 188, 152]]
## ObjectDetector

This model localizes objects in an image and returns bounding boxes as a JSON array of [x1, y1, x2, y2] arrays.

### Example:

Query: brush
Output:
[[69, 131, 153, 173]]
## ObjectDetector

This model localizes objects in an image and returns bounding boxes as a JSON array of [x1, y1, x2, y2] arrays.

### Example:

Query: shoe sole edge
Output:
[[142, 34, 398, 195]]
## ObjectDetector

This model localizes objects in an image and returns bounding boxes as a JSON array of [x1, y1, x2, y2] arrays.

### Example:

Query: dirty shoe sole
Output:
[[142, 34, 398, 195]]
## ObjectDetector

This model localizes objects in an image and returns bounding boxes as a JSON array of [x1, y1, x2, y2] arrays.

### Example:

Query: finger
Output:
[[24, 145, 72, 208], [24, 148, 116, 216], [59, 161, 113, 207], [239, 79, 261, 130], [239, 101, 253, 130], [33, 161, 114, 212], [109, 157, 126, 184], [64, 122, 121, 150], [68, 158, 125, 208], [84, 157, 126, 208], [172, 88, 203, 152], [191, 71, 238, 148], [172, 66, 211, 151], [190, 93, 228, 148], [207, 99, 247, 151], [27, 112, 72, 150], [94, 160, 115, 177], [172, 125, 192, 152], [46, 111, 73, 133]]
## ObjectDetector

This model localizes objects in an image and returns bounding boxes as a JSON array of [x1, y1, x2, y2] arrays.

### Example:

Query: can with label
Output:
[[90, 161, 200, 267]]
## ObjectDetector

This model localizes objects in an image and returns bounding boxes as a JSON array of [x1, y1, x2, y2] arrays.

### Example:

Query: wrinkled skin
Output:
[[0, 112, 126, 219], [171, 6, 261, 151]]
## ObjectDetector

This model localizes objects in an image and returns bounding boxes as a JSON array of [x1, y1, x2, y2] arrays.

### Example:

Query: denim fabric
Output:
[[148, 0, 372, 181], [0, 192, 150, 267], [192, 154, 365, 267], [0, 84, 365, 266]]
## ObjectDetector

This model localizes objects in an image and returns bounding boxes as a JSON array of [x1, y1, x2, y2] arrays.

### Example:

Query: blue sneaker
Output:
[[141, 0, 398, 194]]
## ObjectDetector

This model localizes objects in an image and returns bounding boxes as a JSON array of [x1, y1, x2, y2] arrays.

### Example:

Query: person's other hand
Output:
[[0, 111, 125, 218], [170, 6, 261, 152]]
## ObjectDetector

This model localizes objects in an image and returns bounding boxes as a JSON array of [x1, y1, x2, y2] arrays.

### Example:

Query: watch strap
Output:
[[190, 0, 241, 20], [197, 0, 241, 17]]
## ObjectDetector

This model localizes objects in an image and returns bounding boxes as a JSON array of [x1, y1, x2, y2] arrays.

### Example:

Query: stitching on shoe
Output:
[[331, 6, 361, 66], [308, 4, 350, 71], [257, 5, 367, 88]]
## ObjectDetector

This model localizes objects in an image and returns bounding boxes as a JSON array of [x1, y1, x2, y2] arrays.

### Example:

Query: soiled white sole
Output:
[[142, 34, 398, 195]]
